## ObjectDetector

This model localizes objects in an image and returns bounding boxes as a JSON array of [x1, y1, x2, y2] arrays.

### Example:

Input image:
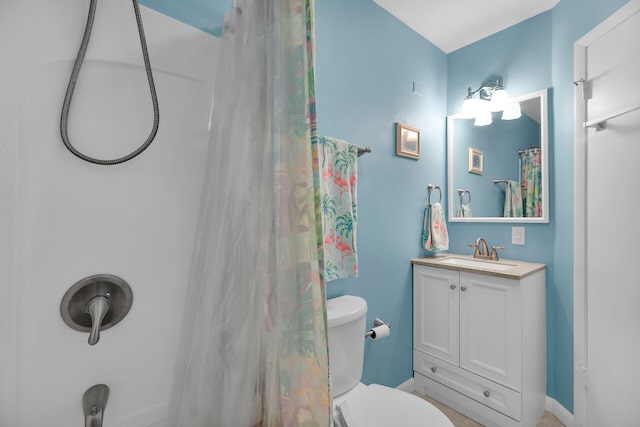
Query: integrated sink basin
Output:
[[438, 257, 517, 272]]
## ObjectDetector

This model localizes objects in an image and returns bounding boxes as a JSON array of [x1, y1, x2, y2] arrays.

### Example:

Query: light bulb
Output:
[[489, 87, 509, 112], [460, 97, 478, 119], [474, 109, 492, 126], [502, 101, 522, 120]]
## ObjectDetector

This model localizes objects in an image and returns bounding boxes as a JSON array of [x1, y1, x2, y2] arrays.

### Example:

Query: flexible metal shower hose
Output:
[[60, 0, 159, 165]]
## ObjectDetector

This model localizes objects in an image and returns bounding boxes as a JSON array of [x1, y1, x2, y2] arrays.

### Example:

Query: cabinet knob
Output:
[[483, 390, 491, 398], [450, 284, 457, 290], [460, 286, 467, 292], [431, 366, 437, 373]]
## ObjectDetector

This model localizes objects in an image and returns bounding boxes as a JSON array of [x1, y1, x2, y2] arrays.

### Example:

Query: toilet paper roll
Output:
[[370, 324, 390, 340]]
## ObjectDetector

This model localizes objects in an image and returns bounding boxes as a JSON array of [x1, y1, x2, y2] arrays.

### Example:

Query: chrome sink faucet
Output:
[[468, 237, 504, 261]]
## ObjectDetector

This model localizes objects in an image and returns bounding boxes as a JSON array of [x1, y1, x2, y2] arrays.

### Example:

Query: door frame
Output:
[[573, 2, 640, 426]]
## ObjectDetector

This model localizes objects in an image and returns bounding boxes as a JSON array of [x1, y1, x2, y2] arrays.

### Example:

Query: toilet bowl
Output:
[[333, 382, 453, 427], [327, 295, 453, 427]]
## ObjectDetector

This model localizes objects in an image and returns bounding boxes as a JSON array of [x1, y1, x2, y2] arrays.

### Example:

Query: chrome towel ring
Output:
[[427, 184, 442, 204]]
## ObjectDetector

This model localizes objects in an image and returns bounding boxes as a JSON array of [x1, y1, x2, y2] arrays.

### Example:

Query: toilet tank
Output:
[[327, 295, 367, 397]]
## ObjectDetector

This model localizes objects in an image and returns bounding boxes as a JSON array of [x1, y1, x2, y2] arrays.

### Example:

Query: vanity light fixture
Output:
[[461, 80, 521, 125]]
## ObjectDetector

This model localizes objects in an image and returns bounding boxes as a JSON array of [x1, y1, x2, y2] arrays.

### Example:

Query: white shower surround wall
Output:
[[0, 1, 220, 425]]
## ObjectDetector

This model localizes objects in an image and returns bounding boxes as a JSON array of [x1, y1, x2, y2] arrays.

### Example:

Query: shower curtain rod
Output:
[[494, 179, 526, 189], [518, 146, 541, 154]]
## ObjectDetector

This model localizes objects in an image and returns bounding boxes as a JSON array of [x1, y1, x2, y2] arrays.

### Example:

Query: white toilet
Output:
[[327, 295, 454, 427]]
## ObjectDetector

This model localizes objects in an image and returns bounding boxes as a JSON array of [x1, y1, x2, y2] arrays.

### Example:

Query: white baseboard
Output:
[[545, 396, 574, 427], [396, 377, 415, 393]]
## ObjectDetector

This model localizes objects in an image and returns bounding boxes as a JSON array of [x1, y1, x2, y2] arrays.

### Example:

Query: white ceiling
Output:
[[372, 0, 560, 53]]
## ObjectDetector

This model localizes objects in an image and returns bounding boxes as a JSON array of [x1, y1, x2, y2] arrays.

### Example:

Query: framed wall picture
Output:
[[468, 147, 483, 174], [396, 123, 420, 159]]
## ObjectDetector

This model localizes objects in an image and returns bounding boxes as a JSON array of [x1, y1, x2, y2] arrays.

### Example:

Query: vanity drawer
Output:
[[414, 350, 522, 421]]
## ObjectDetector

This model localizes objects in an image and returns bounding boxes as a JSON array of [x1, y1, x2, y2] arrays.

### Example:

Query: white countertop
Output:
[[411, 254, 546, 279]]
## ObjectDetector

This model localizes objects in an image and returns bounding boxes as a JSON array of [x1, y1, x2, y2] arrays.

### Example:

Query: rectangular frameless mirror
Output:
[[447, 88, 549, 223]]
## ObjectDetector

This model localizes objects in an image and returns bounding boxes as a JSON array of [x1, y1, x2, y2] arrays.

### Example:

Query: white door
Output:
[[459, 272, 521, 391], [575, 3, 640, 426], [413, 265, 460, 365]]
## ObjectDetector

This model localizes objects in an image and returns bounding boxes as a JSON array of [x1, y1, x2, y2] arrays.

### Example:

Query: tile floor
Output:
[[413, 392, 566, 427]]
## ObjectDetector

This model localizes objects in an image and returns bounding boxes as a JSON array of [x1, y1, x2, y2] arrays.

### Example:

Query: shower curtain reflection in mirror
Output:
[[521, 148, 542, 217]]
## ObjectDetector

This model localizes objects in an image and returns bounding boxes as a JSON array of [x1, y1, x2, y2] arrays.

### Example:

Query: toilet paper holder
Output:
[[365, 317, 390, 339]]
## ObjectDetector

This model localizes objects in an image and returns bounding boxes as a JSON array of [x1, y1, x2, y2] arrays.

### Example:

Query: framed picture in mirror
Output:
[[468, 147, 483, 174], [396, 123, 420, 159]]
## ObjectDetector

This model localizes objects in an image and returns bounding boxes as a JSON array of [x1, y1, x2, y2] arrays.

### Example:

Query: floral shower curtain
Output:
[[167, 1, 331, 426], [521, 149, 542, 217]]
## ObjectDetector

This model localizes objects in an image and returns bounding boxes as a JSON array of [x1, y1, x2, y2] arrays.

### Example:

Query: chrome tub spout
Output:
[[83, 384, 109, 427]]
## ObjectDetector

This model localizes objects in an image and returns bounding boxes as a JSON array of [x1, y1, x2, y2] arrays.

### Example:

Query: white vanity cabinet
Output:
[[412, 257, 546, 427]]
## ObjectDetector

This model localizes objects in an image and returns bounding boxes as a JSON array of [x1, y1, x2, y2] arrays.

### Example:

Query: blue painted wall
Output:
[[314, 0, 448, 388], [446, 1, 627, 411], [139, 0, 231, 37], [446, 11, 561, 402], [141, 0, 630, 414]]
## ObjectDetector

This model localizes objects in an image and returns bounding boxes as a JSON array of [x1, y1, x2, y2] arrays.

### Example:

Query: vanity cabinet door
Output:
[[413, 266, 459, 365], [459, 272, 522, 391]]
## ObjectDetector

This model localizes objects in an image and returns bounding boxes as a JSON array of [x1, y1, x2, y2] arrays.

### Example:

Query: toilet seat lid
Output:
[[336, 384, 453, 427]]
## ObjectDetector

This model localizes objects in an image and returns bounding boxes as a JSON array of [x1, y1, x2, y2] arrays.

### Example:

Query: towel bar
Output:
[[584, 103, 640, 130], [357, 146, 372, 156]]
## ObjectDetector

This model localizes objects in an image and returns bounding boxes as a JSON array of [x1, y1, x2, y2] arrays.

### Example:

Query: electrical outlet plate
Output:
[[512, 226, 525, 245]]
